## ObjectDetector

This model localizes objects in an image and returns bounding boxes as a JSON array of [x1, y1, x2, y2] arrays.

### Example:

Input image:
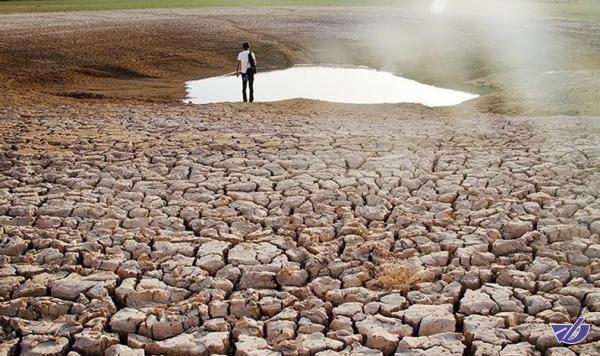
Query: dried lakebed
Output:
[[0, 103, 600, 355], [185, 66, 479, 106]]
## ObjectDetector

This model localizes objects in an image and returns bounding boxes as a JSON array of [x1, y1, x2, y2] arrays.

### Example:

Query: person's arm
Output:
[[236, 60, 241, 77]]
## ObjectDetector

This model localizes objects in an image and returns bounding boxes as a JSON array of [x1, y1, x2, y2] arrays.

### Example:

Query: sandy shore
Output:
[[1, 6, 600, 356]]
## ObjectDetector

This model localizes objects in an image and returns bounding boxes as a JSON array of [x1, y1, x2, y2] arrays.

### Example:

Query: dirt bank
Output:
[[1, 7, 599, 114]]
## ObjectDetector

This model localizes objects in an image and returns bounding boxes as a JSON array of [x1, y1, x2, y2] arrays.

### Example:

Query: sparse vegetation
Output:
[[373, 261, 423, 292]]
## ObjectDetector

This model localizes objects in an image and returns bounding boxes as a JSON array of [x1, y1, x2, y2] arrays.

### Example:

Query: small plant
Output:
[[373, 261, 422, 292]]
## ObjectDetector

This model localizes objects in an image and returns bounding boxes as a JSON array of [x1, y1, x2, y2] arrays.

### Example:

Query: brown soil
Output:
[[1, 7, 599, 115], [1, 7, 600, 356]]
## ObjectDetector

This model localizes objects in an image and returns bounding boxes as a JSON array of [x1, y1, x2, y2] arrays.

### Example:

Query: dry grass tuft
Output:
[[374, 261, 422, 292]]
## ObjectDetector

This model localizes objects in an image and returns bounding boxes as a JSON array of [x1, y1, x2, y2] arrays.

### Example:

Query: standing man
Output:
[[236, 42, 257, 103]]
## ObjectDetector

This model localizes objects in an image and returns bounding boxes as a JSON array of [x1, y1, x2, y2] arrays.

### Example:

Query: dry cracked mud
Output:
[[2, 5, 600, 356], [1, 101, 600, 355]]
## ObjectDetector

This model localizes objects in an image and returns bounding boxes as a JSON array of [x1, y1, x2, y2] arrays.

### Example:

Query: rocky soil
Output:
[[1, 100, 599, 355]]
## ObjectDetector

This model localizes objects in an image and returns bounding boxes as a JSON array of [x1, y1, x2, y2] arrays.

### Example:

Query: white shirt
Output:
[[238, 50, 256, 74]]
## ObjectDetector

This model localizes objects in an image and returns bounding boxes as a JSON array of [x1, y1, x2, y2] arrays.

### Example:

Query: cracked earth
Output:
[[0, 101, 599, 356]]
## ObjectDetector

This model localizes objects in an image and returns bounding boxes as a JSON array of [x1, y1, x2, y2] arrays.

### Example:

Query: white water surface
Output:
[[185, 65, 478, 106]]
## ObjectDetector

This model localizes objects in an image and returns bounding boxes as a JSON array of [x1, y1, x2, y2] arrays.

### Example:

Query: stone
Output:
[[233, 317, 264, 339], [146, 333, 209, 356], [104, 345, 144, 356], [277, 267, 309, 287], [309, 277, 342, 298], [396, 332, 465, 355], [110, 308, 146, 334], [266, 320, 296, 342], [198, 332, 230, 354], [239, 271, 277, 289], [20, 335, 69, 356], [0, 339, 18, 356], [503, 220, 533, 239], [72, 330, 119, 356], [545, 347, 576, 356], [355, 315, 412, 355], [296, 332, 344, 355], [235, 336, 273, 356], [398, 304, 456, 336], [459, 289, 499, 315]]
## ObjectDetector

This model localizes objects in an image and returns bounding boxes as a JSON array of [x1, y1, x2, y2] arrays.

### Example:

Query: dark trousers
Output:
[[242, 71, 254, 102]]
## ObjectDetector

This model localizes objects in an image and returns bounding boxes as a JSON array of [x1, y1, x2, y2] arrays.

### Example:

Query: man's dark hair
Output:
[[242, 42, 250, 50]]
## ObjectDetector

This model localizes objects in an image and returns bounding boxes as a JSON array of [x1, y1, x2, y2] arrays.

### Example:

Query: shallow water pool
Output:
[[185, 65, 479, 106]]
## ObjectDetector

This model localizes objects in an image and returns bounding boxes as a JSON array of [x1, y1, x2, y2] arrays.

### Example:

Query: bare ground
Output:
[[1, 6, 600, 356], [1, 7, 599, 114]]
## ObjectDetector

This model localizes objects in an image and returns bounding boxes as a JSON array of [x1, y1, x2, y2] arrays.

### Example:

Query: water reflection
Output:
[[185, 65, 478, 106]]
